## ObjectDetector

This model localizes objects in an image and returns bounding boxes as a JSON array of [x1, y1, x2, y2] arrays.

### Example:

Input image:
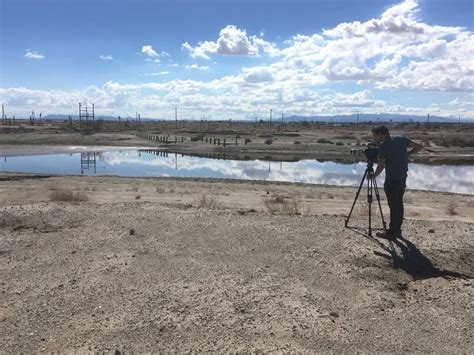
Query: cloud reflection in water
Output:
[[102, 151, 474, 195]]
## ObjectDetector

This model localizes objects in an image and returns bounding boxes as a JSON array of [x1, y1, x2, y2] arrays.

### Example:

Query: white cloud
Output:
[[382, 0, 419, 18], [145, 58, 161, 63], [99, 55, 113, 60], [277, 0, 473, 92], [243, 66, 274, 83], [25, 49, 44, 59], [215, 25, 258, 56], [182, 25, 279, 59], [449, 98, 474, 107], [144, 71, 169, 76], [186, 64, 210, 70], [141, 45, 159, 57]]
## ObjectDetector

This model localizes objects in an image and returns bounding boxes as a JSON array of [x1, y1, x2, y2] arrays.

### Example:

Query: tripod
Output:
[[345, 162, 387, 237]]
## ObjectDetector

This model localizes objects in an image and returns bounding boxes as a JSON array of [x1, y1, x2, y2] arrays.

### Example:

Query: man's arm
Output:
[[368, 158, 385, 180], [407, 140, 423, 156]]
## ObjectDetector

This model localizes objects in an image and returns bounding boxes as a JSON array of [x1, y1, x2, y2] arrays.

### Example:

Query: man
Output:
[[368, 126, 423, 240]]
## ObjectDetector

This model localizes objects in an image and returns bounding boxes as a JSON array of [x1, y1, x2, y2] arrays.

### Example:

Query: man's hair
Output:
[[371, 125, 389, 136]]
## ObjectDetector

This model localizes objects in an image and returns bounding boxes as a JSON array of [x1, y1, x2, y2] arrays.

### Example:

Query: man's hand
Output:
[[368, 158, 385, 180]]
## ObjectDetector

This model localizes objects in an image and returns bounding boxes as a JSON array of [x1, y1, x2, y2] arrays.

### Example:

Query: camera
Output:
[[350, 143, 379, 163]]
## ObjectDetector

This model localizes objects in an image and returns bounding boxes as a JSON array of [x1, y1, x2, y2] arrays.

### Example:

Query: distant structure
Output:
[[29, 111, 35, 126], [78, 103, 95, 129], [1, 104, 6, 125], [269, 109, 272, 133]]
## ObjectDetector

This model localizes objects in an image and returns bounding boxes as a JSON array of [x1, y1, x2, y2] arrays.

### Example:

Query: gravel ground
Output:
[[0, 174, 473, 352]]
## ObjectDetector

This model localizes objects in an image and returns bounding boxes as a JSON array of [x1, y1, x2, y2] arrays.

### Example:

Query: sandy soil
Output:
[[0, 173, 472, 352]]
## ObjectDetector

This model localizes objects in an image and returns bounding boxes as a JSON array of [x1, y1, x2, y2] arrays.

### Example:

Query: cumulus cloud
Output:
[[279, 0, 473, 92], [25, 49, 44, 59], [141, 45, 159, 57], [99, 55, 113, 60], [182, 25, 279, 59], [243, 67, 274, 83]]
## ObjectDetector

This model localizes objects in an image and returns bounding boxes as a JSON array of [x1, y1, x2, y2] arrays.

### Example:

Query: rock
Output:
[[330, 311, 339, 318], [129, 228, 135, 236], [428, 229, 435, 233]]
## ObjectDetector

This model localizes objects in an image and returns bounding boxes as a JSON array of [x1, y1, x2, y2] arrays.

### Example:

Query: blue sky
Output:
[[1, 0, 473, 119]]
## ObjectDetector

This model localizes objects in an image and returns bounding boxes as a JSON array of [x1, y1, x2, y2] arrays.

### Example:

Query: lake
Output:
[[1, 149, 473, 195]]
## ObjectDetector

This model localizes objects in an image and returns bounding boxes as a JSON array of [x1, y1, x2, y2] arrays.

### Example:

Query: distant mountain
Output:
[[43, 113, 468, 123], [283, 113, 463, 123]]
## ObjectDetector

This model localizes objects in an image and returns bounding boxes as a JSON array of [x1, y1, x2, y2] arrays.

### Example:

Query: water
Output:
[[1, 149, 473, 195]]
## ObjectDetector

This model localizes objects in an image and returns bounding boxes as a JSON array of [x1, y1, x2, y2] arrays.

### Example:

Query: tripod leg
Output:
[[373, 178, 387, 231], [345, 168, 368, 227], [368, 177, 373, 237]]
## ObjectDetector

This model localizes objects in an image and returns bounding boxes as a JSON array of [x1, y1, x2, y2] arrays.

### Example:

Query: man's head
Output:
[[371, 126, 390, 143]]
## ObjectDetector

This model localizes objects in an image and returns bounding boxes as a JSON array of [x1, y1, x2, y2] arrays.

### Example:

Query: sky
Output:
[[0, 0, 473, 120]]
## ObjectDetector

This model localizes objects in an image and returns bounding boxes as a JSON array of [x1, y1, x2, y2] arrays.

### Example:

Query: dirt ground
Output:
[[0, 173, 472, 352]]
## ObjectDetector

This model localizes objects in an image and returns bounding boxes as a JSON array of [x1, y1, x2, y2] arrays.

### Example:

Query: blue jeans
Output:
[[384, 178, 406, 236]]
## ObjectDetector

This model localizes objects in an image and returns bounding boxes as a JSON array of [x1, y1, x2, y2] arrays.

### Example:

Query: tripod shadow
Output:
[[346, 227, 469, 280]]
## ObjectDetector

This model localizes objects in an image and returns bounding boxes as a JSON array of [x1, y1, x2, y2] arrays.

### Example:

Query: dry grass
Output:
[[195, 194, 221, 209], [446, 202, 458, 216], [263, 194, 301, 215], [49, 189, 89, 202]]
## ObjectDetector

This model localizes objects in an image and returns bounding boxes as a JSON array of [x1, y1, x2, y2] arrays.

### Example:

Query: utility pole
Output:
[[175, 107, 178, 130], [1, 104, 4, 125], [356, 111, 359, 130], [281, 112, 284, 124], [79, 103, 82, 128], [270, 109, 272, 133]]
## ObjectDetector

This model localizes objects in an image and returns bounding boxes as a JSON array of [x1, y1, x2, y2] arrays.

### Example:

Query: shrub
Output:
[[446, 202, 458, 216], [195, 194, 221, 209], [294, 141, 301, 145], [264, 138, 273, 145], [317, 138, 333, 144], [245, 138, 251, 144], [190, 134, 205, 142], [335, 142, 344, 146], [49, 189, 88, 202], [263, 194, 301, 215]]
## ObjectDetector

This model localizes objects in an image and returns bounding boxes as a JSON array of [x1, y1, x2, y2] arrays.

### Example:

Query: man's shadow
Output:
[[347, 227, 470, 280]]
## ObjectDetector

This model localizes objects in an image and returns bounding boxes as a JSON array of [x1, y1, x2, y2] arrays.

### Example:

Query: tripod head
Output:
[[366, 161, 374, 171]]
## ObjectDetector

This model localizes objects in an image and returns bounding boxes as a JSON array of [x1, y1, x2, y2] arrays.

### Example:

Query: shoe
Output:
[[375, 230, 396, 240]]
